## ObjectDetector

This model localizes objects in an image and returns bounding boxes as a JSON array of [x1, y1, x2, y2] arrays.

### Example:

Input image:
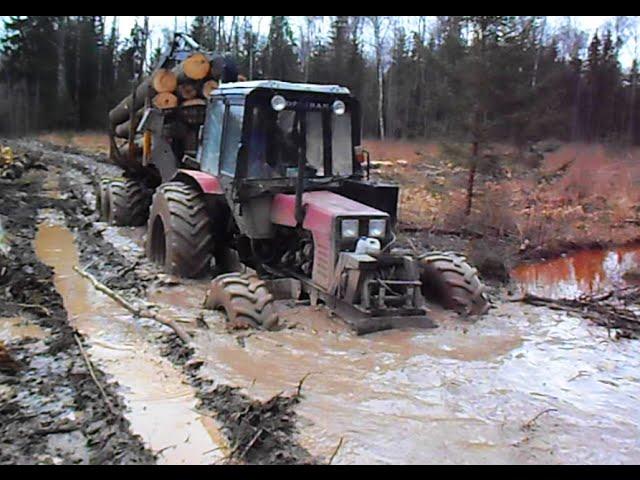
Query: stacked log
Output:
[[108, 51, 242, 185], [110, 51, 234, 140]]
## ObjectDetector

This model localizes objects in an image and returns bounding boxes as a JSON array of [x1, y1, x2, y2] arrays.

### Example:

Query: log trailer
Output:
[[102, 36, 488, 334]]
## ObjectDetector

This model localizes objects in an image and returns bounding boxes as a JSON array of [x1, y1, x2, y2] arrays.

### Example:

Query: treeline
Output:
[[1, 15, 639, 145]]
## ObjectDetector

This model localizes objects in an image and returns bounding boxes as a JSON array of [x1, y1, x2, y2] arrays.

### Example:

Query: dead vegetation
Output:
[[365, 139, 640, 267], [38, 132, 109, 156], [515, 286, 640, 339]]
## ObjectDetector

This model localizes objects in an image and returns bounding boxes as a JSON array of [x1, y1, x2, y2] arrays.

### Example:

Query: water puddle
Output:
[[0, 316, 48, 342], [512, 244, 640, 298], [33, 209, 228, 464]]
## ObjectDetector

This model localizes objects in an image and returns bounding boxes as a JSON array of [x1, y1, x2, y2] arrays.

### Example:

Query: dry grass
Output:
[[367, 139, 640, 256], [38, 131, 109, 155]]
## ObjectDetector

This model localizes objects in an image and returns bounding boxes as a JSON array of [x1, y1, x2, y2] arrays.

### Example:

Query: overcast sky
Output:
[[107, 16, 631, 62], [109, 15, 613, 40]]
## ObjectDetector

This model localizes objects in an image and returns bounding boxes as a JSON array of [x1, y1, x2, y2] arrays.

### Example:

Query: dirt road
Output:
[[2, 139, 639, 464]]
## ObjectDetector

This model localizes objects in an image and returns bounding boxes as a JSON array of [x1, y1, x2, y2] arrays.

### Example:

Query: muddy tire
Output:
[[418, 251, 489, 316], [204, 272, 279, 330], [146, 181, 213, 278], [95, 178, 112, 221], [108, 178, 151, 226]]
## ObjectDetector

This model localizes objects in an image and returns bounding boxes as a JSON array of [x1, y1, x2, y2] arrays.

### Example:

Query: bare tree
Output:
[[299, 16, 322, 82], [367, 16, 391, 140]]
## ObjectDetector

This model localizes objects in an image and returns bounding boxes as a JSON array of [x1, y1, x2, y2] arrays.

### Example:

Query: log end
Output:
[[152, 92, 179, 109], [184, 52, 211, 81]]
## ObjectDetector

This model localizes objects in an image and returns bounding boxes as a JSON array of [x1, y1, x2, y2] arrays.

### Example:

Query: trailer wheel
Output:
[[146, 181, 213, 278], [205, 272, 279, 330], [418, 252, 489, 316], [108, 178, 151, 226], [95, 178, 112, 222]]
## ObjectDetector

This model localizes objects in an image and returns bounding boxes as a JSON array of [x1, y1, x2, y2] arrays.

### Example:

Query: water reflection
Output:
[[512, 245, 640, 298]]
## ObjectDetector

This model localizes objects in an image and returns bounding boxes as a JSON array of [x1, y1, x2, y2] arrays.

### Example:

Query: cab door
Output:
[[197, 98, 224, 175]]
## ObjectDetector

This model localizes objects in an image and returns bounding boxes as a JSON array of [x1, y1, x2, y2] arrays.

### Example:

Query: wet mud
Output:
[[0, 162, 155, 464], [3, 138, 640, 464]]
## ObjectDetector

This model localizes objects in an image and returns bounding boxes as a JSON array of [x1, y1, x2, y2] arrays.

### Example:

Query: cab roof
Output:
[[214, 80, 351, 97]]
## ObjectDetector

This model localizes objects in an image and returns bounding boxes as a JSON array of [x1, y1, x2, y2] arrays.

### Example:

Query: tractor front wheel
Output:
[[204, 272, 279, 330], [146, 181, 213, 278], [418, 251, 489, 317]]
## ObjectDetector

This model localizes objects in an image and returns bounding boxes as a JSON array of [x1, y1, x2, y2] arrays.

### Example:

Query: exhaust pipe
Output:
[[295, 114, 306, 226]]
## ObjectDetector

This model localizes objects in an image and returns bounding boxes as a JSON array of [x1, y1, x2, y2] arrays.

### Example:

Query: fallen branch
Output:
[[73, 333, 117, 416], [11, 302, 51, 317], [515, 291, 640, 338], [522, 408, 557, 431], [296, 372, 313, 397], [238, 427, 264, 460], [328, 436, 344, 464], [73, 265, 193, 346]]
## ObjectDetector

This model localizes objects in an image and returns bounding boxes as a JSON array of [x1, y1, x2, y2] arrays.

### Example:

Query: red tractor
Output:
[[102, 79, 488, 334]]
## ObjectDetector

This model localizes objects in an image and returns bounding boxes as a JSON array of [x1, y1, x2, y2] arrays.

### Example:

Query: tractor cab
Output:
[[198, 80, 363, 191]]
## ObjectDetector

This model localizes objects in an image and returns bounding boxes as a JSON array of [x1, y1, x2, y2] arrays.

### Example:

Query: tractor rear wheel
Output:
[[146, 181, 213, 278], [108, 178, 151, 226], [204, 272, 279, 330], [418, 251, 489, 316], [95, 178, 112, 222]]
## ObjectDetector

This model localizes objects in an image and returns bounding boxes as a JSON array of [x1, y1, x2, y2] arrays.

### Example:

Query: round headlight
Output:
[[271, 95, 286, 111], [332, 100, 346, 115]]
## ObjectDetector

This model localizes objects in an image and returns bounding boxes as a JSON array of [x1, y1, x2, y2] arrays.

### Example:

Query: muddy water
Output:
[[0, 316, 48, 342], [33, 211, 228, 465], [512, 244, 640, 298], [186, 302, 640, 464]]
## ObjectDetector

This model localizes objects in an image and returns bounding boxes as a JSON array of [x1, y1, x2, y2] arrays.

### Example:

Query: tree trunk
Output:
[[465, 141, 479, 216]]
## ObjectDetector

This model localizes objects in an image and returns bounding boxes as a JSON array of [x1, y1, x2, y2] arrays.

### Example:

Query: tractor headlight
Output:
[[271, 95, 286, 111], [368, 219, 386, 238], [341, 219, 359, 238], [332, 100, 346, 115]]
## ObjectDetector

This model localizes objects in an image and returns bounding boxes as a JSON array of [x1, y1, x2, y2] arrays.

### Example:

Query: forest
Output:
[[0, 16, 639, 146]]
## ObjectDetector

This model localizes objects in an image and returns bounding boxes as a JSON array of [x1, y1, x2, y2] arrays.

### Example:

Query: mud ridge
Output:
[[0, 160, 156, 464]]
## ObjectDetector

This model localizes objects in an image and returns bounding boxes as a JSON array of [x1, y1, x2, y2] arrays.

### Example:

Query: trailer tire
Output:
[[146, 181, 213, 278], [95, 178, 112, 222], [108, 178, 151, 226], [418, 251, 489, 317], [205, 272, 279, 330]]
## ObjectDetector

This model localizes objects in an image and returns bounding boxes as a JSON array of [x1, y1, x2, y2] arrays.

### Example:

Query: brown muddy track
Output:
[[0, 160, 155, 464], [2, 140, 316, 465]]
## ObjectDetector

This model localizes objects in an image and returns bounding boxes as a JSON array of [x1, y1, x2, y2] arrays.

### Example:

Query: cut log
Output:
[[152, 68, 178, 93], [114, 110, 143, 139], [152, 92, 178, 109], [173, 52, 211, 81], [108, 79, 153, 127], [177, 81, 199, 100], [202, 79, 219, 97]]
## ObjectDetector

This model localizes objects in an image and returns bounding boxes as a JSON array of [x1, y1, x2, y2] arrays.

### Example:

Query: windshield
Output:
[[245, 105, 352, 179]]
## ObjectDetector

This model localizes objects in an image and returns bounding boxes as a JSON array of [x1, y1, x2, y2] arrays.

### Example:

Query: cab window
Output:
[[220, 104, 244, 176], [198, 99, 224, 174]]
